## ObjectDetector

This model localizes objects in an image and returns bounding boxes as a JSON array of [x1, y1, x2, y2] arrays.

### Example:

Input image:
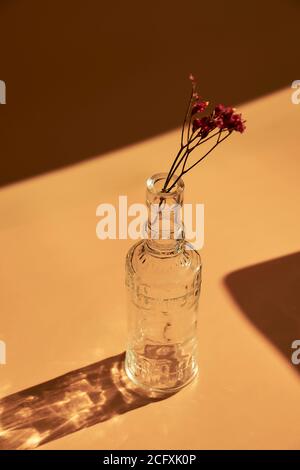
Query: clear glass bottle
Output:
[[125, 173, 202, 394]]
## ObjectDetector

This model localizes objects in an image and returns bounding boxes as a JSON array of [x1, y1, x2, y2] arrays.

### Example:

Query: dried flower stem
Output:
[[181, 87, 194, 148], [168, 128, 225, 180], [164, 90, 195, 190], [163, 75, 245, 192], [163, 127, 227, 192], [166, 131, 231, 193]]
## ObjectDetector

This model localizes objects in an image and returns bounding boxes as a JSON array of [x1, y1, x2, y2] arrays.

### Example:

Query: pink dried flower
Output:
[[192, 116, 216, 137], [214, 116, 224, 129], [215, 105, 234, 119], [191, 100, 209, 115], [163, 75, 246, 192], [214, 104, 226, 115], [192, 118, 202, 133], [213, 105, 246, 133], [228, 113, 246, 133]]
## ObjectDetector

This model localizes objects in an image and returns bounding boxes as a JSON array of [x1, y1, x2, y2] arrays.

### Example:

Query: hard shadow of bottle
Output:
[[224, 251, 300, 375], [0, 352, 173, 450]]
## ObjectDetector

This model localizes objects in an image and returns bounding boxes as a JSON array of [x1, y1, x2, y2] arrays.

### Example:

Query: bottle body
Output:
[[125, 173, 202, 393], [125, 240, 201, 393]]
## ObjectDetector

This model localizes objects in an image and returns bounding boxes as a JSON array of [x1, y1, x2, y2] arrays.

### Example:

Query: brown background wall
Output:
[[0, 0, 298, 186]]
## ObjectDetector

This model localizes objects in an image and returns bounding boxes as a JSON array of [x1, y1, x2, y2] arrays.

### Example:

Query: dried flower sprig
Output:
[[163, 74, 246, 192]]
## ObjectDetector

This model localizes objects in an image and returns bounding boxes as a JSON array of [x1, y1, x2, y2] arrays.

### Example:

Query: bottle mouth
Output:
[[146, 173, 184, 196]]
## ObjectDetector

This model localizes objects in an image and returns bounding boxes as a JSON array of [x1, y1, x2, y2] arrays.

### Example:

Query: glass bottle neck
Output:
[[145, 173, 184, 255]]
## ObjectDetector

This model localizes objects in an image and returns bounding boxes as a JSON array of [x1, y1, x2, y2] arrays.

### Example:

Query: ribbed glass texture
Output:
[[125, 173, 202, 393]]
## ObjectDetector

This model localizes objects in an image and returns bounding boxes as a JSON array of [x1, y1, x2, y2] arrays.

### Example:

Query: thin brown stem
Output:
[[166, 131, 231, 192], [163, 145, 188, 191], [181, 87, 194, 147], [165, 129, 225, 189], [164, 83, 196, 191], [185, 131, 231, 173], [182, 152, 189, 173]]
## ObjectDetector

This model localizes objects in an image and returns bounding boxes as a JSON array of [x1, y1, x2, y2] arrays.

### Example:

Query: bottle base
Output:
[[124, 355, 198, 397]]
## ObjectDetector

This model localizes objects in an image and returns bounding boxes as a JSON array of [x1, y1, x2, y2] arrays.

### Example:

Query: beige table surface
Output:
[[0, 88, 300, 450]]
